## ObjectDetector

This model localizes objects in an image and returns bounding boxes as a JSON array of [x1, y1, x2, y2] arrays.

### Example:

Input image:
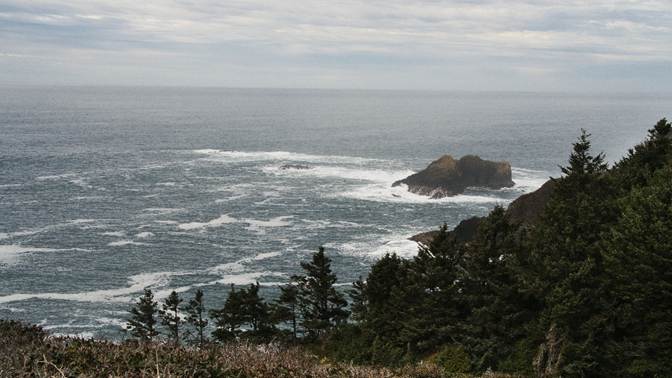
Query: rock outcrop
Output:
[[409, 179, 555, 245], [393, 155, 514, 199], [410, 216, 484, 245], [506, 179, 556, 225]]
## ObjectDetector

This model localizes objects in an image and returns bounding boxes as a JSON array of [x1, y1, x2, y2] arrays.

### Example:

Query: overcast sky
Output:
[[1, 0, 671, 91]]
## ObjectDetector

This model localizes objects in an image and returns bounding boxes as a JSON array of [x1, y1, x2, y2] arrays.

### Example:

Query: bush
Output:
[[428, 345, 471, 374]]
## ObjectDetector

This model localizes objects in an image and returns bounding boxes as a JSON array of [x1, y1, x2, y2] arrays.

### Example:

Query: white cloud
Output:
[[0, 0, 670, 90]]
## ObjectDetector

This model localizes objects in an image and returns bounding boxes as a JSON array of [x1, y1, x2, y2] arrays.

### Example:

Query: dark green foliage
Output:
[[159, 290, 183, 345], [210, 284, 248, 341], [127, 288, 159, 342], [273, 283, 300, 340], [603, 163, 672, 377], [183, 288, 208, 346], [430, 345, 471, 374], [210, 283, 274, 343], [335, 119, 672, 376], [294, 247, 349, 338]]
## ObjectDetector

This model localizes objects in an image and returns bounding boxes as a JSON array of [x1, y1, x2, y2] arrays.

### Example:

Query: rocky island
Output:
[[393, 154, 515, 198]]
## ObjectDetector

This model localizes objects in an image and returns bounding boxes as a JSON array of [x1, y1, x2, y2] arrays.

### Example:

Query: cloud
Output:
[[0, 0, 670, 90]]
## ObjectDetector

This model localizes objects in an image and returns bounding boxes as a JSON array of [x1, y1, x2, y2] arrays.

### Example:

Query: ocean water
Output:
[[1, 87, 670, 339]]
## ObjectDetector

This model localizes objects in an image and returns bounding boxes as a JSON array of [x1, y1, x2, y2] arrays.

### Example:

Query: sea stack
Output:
[[393, 155, 514, 198]]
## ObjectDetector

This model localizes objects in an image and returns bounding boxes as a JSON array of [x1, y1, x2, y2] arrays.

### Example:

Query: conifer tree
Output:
[[603, 163, 672, 376], [294, 247, 349, 338], [183, 288, 208, 346], [159, 290, 183, 345], [127, 288, 159, 342], [210, 284, 247, 341], [243, 282, 273, 340], [273, 283, 300, 340], [347, 278, 367, 323], [530, 129, 614, 376]]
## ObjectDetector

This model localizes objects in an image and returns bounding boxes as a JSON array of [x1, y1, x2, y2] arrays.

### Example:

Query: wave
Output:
[[193, 149, 383, 165], [177, 214, 238, 231], [107, 240, 150, 247], [0, 245, 90, 265], [243, 216, 293, 235], [100, 231, 126, 237], [0, 183, 23, 189], [263, 159, 548, 204], [0, 246, 293, 304], [0, 270, 178, 304], [326, 232, 421, 259]]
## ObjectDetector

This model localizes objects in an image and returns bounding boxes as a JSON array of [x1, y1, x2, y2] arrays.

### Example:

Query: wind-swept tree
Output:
[[159, 290, 183, 345], [127, 288, 159, 342], [294, 247, 349, 338], [183, 289, 208, 346]]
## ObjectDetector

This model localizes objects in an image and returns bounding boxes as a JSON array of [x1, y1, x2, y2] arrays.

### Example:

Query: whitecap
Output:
[[253, 252, 281, 261], [35, 173, 78, 181], [107, 240, 149, 247], [325, 232, 422, 259], [0, 245, 89, 265], [101, 231, 126, 237], [177, 214, 238, 231], [0, 271, 179, 304], [263, 164, 414, 183], [193, 149, 382, 165], [134, 232, 154, 239], [142, 208, 183, 214], [243, 216, 293, 235]]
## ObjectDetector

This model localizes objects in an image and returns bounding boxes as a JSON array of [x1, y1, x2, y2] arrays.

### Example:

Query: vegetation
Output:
[[3, 118, 671, 377], [0, 320, 518, 377]]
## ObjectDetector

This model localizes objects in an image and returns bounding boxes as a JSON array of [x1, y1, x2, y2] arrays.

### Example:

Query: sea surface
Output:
[[1, 87, 670, 339]]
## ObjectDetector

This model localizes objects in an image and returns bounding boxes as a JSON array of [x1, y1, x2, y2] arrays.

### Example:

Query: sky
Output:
[[1, 0, 671, 91]]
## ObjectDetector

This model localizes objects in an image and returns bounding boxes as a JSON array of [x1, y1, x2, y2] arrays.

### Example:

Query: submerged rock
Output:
[[393, 155, 514, 198], [279, 164, 312, 170]]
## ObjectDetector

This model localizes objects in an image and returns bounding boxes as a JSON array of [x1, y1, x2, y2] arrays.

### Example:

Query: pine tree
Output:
[[183, 289, 208, 346], [127, 288, 159, 342], [159, 290, 183, 345], [294, 247, 349, 338]]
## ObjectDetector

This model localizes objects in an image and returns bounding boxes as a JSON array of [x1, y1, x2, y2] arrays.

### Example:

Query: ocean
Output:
[[1, 86, 670, 339]]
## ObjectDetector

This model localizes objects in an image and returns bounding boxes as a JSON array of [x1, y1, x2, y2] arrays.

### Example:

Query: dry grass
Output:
[[0, 320, 518, 378]]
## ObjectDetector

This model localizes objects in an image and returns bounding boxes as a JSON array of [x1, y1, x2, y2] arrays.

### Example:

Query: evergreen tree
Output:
[[614, 118, 672, 189], [183, 288, 208, 346], [210, 284, 247, 342], [159, 290, 183, 345], [347, 277, 367, 323], [273, 283, 300, 340], [459, 206, 537, 373], [294, 247, 349, 338], [603, 163, 672, 377], [530, 129, 615, 376], [127, 288, 159, 342], [210, 283, 273, 342], [243, 282, 273, 340]]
